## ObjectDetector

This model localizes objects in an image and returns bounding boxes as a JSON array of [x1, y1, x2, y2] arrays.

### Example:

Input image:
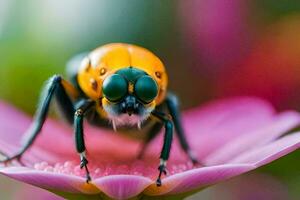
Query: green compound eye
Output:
[[135, 75, 158, 103], [102, 74, 128, 102]]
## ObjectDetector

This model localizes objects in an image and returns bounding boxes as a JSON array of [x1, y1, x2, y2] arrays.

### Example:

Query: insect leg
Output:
[[74, 100, 95, 183], [151, 110, 173, 187], [137, 121, 163, 159], [0, 75, 77, 163], [165, 93, 199, 164]]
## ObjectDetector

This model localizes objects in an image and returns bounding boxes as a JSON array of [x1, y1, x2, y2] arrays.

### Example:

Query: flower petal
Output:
[[0, 167, 154, 200], [0, 100, 76, 163], [147, 97, 276, 161], [0, 167, 100, 194], [184, 97, 276, 158], [229, 131, 300, 166], [143, 164, 254, 196], [0, 101, 31, 142], [0, 100, 141, 164], [93, 175, 152, 200], [206, 111, 300, 165], [1, 98, 298, 199], [0, 98, 277, 164]]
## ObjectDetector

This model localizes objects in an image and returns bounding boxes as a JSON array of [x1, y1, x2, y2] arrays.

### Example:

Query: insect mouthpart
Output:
[[121, 96, 139, 116]]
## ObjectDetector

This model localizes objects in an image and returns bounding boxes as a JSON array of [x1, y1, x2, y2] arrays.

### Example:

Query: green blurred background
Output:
[[1, 0, 300, 199]]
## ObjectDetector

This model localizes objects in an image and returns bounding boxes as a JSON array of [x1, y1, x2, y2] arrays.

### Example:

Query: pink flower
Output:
[[13, 173, 289, 200], [1, 97, 300, 199]]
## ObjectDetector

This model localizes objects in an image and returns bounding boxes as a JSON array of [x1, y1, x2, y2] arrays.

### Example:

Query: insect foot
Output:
[[0, 151, 23, 166], [80, 156, 92, 183], [156, 161, 168, 187]]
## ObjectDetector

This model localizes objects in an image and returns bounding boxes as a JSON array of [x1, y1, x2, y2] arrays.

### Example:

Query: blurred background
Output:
[[1, 0, 300, 199]]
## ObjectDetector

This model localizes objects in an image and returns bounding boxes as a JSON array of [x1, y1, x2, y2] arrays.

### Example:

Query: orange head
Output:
[[77, 43, 168, 124]]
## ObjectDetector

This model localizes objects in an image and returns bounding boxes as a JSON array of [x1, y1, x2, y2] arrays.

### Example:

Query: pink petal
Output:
[[0, 167, 99, 194], [144, 164, 254, 196], [1, 97, 276, 164], [0, 101, 31, 141], [0, 141, 65, 166], [0, 98, 278, 194], [229, 132, 300, 166], [35, 122, 141, 160], [94, 175, 152, 200], [147, 97, 276, 160], [0, 101, 76, 163], [184, 97, 276, 158], [0, 98, 298, 198], [206, 111, 300, 165], [0, 100, 141, 164]]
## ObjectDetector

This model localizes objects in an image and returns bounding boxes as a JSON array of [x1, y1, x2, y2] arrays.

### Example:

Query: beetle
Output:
[[0, 43, 198, 186]]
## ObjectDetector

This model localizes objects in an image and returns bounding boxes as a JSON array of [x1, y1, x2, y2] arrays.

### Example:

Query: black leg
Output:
[[0, 75, 77, 163], [137, 121, 163, 159], [166, 93, 198, 164], [74, 100, 95, 183], [151, 110, 173, 187]]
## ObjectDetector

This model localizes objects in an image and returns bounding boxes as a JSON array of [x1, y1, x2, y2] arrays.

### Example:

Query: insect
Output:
[[0, 43, 198, 186]]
